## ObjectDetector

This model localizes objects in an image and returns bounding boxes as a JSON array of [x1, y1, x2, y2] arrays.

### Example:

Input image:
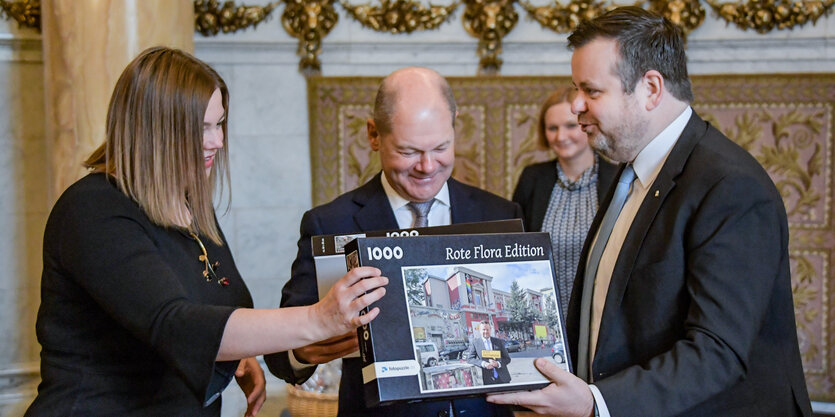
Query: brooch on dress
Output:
[[189, 232, 230, 286]]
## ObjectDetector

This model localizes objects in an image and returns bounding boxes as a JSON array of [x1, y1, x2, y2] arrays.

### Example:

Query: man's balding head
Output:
[[367, 67, 457, 203], [372, 67, 457, 136]]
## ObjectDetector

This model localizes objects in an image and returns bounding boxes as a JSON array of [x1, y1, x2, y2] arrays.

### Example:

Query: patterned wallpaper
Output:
[[308, 74, 835, 400]]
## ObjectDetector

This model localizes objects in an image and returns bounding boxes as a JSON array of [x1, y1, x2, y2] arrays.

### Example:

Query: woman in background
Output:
[[513, 86, 617, 317], [26, 47, 386, 417]]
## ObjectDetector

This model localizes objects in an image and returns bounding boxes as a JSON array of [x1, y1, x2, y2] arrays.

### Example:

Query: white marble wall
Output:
[[0, 1, 833, 415], [0, 20, 48, 415]]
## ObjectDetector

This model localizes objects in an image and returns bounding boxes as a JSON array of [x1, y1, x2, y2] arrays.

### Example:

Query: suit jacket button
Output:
[[437, 411, 450, 417]]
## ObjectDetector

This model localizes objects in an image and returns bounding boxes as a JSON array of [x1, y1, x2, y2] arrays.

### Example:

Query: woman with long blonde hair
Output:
[[26, 47, 387, 416]]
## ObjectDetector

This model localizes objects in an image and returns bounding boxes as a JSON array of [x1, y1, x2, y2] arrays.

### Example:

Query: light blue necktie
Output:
[[576, 164, 635, 382], [483, 338, 498, 378]]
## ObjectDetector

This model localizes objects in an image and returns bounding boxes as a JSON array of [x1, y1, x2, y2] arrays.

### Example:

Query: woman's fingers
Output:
[[348, 275, 388, 298], [320, 268, 389, 336], [353, 306, 381, 327], [339, 266, 381, 288], [351, 287, 387, 311], [336, 280, 386, 331]]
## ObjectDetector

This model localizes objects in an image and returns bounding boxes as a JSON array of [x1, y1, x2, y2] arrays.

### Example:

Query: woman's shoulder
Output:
[[527, 158, 558, 171], [51, 173, 141, 219], [58, 172, 122, 200], [518, 159, 557, 181]]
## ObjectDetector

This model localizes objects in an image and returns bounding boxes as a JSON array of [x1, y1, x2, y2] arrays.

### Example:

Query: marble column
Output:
[[41, 0, 194, 200], [0, 2, 195, 415]]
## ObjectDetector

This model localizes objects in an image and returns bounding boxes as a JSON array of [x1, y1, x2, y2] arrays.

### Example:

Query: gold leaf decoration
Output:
[[512, 107, 547, 185], [345, 111, 381, 186], [519, 0, 609, 33], [643, 0, 705, 33], [705, 107, 826, 221], [340, 0, 460, 34], [789, 252, 823, 368], [282, 0, 339, 76], [463, 0, 518, 75], [0, 0, 40, 30], [453, 111, 484, 188], [791, 254, 815, 328], [194, 0, 279, 36], [725, 110, 764, 152], [705, 0, 835, 33], [757, 109, 824, 218]]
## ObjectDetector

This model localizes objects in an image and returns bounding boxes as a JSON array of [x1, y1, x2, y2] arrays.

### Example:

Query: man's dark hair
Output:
[[567, 6, 694, 103]]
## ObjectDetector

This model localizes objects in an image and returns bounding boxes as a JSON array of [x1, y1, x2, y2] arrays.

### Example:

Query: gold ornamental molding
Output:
[[281, 0, 339, 76], [705, 0, 834, 33], [195, 0, 279, 36], [463, 0, 518, 75], [519, 0, 609, 34], [642, 0, 706, 33], [521, 0, 704, 35], [340, 0, 460, 34], [0, 0, 39, 30], [1, 1, 833, 73]]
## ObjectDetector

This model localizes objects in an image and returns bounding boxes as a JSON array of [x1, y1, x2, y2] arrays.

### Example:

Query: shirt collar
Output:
[[381, 171, 450, 209], [632, 106, 692, 188]]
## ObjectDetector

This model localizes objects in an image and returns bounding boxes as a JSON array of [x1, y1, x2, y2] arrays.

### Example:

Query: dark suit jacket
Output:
[[466, 337, 512, 384], [566, 112, 812, 417], [265, 173, 521, 417], [512, 156, 618, 233]]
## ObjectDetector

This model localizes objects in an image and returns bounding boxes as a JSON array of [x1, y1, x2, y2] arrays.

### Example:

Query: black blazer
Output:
[[567, 112, 812, 416], [264, 173, 521, 417], [26, 174, 252, 416], [512, 157, 618, 233]]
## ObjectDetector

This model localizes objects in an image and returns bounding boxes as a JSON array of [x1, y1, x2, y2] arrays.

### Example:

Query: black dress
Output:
[[26, 173, 253, 416]]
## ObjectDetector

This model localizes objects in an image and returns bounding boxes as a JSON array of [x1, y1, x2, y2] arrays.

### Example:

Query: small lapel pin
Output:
[[654, 190, 660, 197]]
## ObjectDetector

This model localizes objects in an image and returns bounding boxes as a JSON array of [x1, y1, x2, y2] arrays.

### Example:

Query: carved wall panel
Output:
[[308, 74, 835, 401], [3, 1, 833, 74]]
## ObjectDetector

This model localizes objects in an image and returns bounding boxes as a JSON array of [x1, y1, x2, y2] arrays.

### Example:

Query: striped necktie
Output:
[[407, 200, 435, 228]]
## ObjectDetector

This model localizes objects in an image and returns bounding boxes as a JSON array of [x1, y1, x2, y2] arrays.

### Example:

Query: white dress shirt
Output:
[[588, 107, 692, 417], [381, 172, 452, 228]]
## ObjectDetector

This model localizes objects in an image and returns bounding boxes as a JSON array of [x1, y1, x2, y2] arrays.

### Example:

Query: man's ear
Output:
[[367, 119, 381, 151], [642, 70, 664, 111]]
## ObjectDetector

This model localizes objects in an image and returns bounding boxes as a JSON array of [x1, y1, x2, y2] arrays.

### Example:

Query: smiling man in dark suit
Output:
[[466, 320, 512, 385], [265, 67, 520, 417], [488, 7, 811, 417]]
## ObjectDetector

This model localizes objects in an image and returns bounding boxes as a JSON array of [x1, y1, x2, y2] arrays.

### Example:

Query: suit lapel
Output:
[[596, 113, 708, 349], [352, 173, 399, 231], [449, 178, 479, 224]]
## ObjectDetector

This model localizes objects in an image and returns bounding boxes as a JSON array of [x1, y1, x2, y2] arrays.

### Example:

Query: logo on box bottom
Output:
[[362, 360, 420, 383]]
